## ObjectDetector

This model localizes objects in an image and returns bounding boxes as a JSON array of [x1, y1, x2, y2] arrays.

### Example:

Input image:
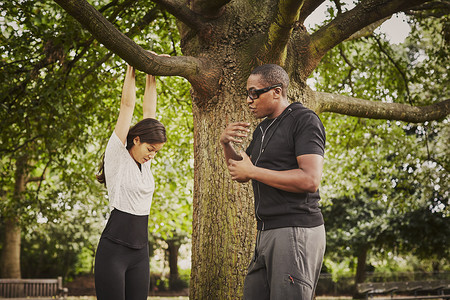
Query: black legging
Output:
[[95, 237, 149, 300]]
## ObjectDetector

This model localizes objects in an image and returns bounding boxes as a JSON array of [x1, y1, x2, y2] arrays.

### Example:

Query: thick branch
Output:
[[310, 0, 428, 60], [66, 6, 159, 78], [152, 0, 211, 31], [345, 17, 390, 41], [285, 22, 314, 82], [408, 0, 450, 12], [188, 0, 231, 18], [316, 91, 450, 123], [405, 0, 450, 17], [299, 0, 326, 23], [264, 0, 305, 64], [54, 0, 200, 77]]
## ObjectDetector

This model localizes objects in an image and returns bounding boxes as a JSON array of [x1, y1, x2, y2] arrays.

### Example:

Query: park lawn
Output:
[[68, 297, 189, 300], [67, 297, 351, 300]]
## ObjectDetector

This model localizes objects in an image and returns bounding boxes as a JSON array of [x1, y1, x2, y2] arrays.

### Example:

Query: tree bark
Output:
[[188, 0, 231, 17], [0, 158, 27, 279], [355, 247, 368, 284], [166, 239, 180, 290], [353, 245, 369, 299], [0, 219, 21, 279], [316, 92, 450, 122], [190, 90, 256, 298]]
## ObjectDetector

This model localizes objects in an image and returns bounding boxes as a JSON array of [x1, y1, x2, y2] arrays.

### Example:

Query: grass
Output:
[[68, 298, 189, 300], [67, 297, 351, 300]]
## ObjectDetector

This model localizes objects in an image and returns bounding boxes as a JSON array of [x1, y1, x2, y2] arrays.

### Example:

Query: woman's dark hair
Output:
[[96, 118, 167, 186]]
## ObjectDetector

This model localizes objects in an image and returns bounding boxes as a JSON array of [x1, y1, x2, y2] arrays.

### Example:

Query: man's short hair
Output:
[[250, 64, 289, 97]]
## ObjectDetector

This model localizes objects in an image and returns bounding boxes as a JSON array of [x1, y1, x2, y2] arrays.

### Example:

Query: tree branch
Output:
[[0, 136, 42, 154], [264, 0, 305, 64], [78, 7, 160, 81], [100, 0, 138, 21], [152, 0, 211, 31], [316, 91, 450, 123], [3, 1, 141, 105], [33, 159, 52, 200], [338, 45, 356, 94], [299, 0, 326, 23], [332, 0, 343, 14], [127, 6, 160, 36], [285, 22, 314, 82], [2, 39, 66, 105], [187, 0, 231, 18], [54, 0, 201, 77], [26, 176, 45, 183], [310, 0, 428, 61], [345, 17, 390, 41], [405, 0, 450, 18], [372, 35, 412, 105]]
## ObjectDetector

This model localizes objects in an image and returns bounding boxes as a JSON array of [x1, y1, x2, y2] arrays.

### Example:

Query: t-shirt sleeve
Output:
[[104, 131, 128, 182], [293, 112, 326, 157]]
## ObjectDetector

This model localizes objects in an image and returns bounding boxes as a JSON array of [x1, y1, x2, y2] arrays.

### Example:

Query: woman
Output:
[[94, 63, 166, 300]]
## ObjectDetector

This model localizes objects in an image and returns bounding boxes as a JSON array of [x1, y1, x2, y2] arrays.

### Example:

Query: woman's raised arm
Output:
[[114, 65, 136, 144], [143, 51, 171, 120], [143, 74, 157, 119]]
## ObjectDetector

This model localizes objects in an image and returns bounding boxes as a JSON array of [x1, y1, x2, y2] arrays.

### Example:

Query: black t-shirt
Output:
[[246, 102, 326, 230], [101, 209, 149, 249]]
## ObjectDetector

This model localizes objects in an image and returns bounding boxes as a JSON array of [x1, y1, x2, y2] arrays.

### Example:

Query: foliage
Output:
[[313, 8, 449, 276], [0, 0, 193, 278], [1, 0, 448, 287], [149, 75, 194, 243], [0, 0, 116, 224], [21, 204, 104, 279]]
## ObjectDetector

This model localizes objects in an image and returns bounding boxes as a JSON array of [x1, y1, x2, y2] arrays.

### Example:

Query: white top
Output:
[[104, 131, 155, 215]]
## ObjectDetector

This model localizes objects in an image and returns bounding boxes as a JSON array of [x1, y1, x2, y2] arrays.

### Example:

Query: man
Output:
[[220, 64, 326, 300]]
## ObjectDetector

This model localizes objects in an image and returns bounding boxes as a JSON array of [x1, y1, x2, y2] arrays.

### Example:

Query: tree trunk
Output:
[[432, 261, 439, 274], [0, 219, 21, 278], [189, 88, 257, 299], [353, 245, 369, 299], [166, 240, 180, 290], [0, 158, 27, 278]]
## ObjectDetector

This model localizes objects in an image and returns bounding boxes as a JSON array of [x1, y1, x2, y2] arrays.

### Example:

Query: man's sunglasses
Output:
[[246, 83, 282, 100]]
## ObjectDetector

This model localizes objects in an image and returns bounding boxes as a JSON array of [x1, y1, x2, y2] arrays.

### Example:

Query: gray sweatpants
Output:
[[243, 225, 326, 300]]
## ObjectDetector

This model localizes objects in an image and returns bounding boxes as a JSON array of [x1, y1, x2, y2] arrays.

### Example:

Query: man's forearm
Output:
[[250, 167, 320, 194]]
